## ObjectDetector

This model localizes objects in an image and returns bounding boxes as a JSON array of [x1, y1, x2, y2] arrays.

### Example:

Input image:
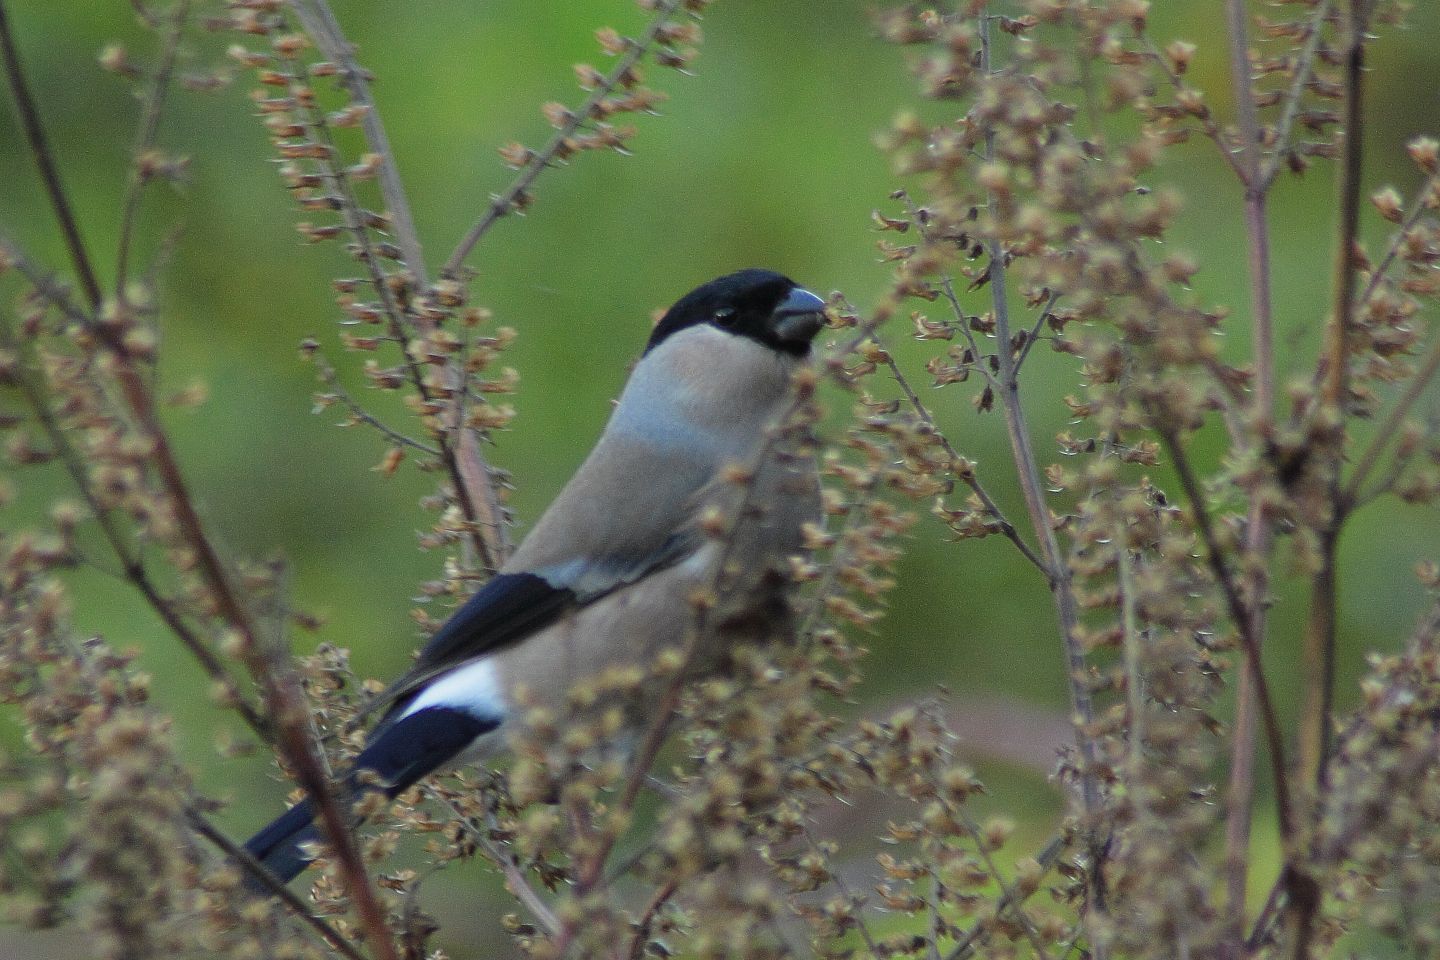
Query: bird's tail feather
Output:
[[240, 706, 499, 890], [243, 797, 320, 887]]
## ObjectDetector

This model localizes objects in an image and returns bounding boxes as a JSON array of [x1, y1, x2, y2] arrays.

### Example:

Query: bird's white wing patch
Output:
[[399, 656, 506, 722]]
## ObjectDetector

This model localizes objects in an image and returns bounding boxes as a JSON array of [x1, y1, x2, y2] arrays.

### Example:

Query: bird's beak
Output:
[[771, 287, 827, 345]]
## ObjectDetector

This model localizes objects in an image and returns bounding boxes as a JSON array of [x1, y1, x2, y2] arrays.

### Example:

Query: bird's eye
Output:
[[713, 307, 737, 327]]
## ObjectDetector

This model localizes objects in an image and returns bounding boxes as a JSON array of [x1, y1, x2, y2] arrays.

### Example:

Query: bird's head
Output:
[[645, 269, 828, 358]]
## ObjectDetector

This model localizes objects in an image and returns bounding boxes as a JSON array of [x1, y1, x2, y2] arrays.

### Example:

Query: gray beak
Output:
[[771, 287, 827, 345]]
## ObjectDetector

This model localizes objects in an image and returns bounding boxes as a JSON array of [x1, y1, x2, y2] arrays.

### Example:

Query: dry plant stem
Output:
[[316, 354, 441, 455], [1291, 11, 1369, 956], [286, 0, 512, 568], [1012, 291, 1060, 374], [978, 13, 1105, 930], [799, 826, 882, 958], [0, 319, 271, 738], [1257, 0, 1336, 191], [185, 806, 369, 960], [1344, 335, 1440, 503], [275, 10, 507, 571], [881, 352, 1046, 574], [953, 806, 1054, 960], [1159, 427, 1294, 842], [5, 13, 394, 948], [943, 833, 1066, 960], [289, 0, 426, 283], [114, 0, 190, 297], [260, 659, 400, 960], [1219, 0, 1278, 946], [1144, 35, 1246, 187], [1354, 164, 1440, 309], [624, 877, 680, 960], [0, 0, 103, 309], [441, 0, 686, 278], [1301, 0, 1368, 782], [441, 793, 562, 936]]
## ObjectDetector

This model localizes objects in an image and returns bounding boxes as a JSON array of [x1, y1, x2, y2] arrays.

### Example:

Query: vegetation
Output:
[[0, 1, 1437, 958]]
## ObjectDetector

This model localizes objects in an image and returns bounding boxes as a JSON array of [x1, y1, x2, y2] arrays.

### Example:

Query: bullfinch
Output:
[[243, 268, 827, 884]]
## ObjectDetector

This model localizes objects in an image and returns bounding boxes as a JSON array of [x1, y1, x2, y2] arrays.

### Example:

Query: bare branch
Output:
[[442, 0, 691, 278], [289, 0, 428, 286], [0, 0, 104, 310], [115, 0, 191, 297]]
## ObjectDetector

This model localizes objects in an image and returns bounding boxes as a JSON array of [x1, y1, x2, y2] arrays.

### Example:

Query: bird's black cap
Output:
[[645, 269, 827, 357]]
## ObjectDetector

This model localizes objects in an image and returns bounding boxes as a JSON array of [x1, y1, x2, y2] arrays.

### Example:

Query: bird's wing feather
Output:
[[361, 529, 702, 719]]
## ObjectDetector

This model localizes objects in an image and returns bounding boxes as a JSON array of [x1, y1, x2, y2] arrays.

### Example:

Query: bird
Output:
[[242, 268, 828, 886]]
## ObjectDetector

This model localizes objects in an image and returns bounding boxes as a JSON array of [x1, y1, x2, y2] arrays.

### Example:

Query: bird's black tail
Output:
[[243, 797, 321, 887], [240, 706, 499, 890]]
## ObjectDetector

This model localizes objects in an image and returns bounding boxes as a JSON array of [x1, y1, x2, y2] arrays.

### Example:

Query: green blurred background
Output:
[[2, 1, 1439, 956]]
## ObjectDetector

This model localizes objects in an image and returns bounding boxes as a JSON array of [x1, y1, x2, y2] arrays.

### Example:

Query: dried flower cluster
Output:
[[0, 0, 1438, 958]]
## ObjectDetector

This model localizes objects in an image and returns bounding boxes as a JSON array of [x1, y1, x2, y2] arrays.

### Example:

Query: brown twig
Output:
[[953, 805, 1054, 960], [979, 17, 1106, 944], [1343, 336, 1440, 504], [1353, 164, 1440, 310], [314, 353, 441, 456], [0, 306, 271, 740], [1218, 0, 1279, 948], [1156, 426, 1294, 844], [1257, 0, 1336, 191], [185, 805, 369, 960], [881, 350, 1047, 574], [943, 833, 1067, 960], [5, 16, 394, 944], [1292, 9, 1370, 953], [289, 0, 427, 285], [269, 36, 506, 573], [257, 650, 400, 960], [1143, 34, 1249, 187], [624, 877, 680, 960], [441, 0, 689, 278], [0, 0, 104, 310], [114, 0, 191, 297], [1012, 291, 1060, 374]]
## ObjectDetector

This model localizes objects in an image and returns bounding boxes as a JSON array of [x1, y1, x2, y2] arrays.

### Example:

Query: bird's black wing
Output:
[[362, 531, 698, 719], [359, 571, 576, 719]]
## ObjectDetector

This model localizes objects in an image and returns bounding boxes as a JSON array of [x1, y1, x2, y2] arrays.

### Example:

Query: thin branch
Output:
[[441, 0, 689, 278], [1156, 426, 1294, 844], [4, 102, 398, 951], [624, 877, 680, 960], [0, 0, 104, 310], [1353, 161, 1440, 313], [1344, 335, 1440, 505], [1223, 0, 1262, 188], [1257, 0, 1337, 191], [1294, 19, 1369, 959], [1012, 291, 1060, 374], [881, 350, 1047, 574], [439, 792, 560, 936], [115, 0, 191, 297], [270, 41, 505, 572], [1219, 0, 1281, 945], [315, 354, 441, 456], [0, 315, 271, 740], [943, 833, 1066, 960], [953, 805, 1055, 960], [289, 0, 427, 286], [185, 806, 369, 960], [257, 649, 400, 960], [979, 17, 1106, 940], [1143, 35, 1249, 187]]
